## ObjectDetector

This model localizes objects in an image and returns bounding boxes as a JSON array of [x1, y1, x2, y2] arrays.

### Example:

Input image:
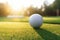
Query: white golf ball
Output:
[[29, 14, 43, 28]]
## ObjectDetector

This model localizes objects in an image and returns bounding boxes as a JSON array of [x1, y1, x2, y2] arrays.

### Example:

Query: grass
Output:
[[0, 17, 29, 22], [43, 17, 60, 24], [0, 22, 60, 40], [0, 17, 60, 40], [0, 16, 60, 24]]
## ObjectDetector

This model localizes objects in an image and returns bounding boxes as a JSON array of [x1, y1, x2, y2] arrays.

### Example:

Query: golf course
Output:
[[0, 0, 60, 40], [0, 17, 60, 40]]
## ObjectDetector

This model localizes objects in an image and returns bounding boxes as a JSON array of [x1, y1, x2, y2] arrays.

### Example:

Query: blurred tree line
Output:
[[0, 0, 60, 17], [0, 3, 10, 17], [24, 0, 60, 16]]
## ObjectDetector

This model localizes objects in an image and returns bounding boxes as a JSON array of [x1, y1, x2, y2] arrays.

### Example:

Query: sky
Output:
[[0, 0, 55, 11]]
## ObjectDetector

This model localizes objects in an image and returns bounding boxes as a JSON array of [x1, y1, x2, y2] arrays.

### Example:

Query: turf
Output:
[[43, 17, 60, 24], [0, 17, 60, 24], [0, 22, 60, 40], [0, 17, 60, 40]]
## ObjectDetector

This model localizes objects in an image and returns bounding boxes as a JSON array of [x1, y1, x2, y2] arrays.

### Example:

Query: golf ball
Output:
[[29, 14, 43, 28]]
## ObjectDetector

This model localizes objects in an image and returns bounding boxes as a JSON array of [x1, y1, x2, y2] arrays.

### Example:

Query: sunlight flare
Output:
[[0, 0, 55, 11]]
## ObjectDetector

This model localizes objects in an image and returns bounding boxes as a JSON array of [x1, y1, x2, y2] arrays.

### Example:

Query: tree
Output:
[[24, 6, 38, 16], [37, 6, 44, 16], [53, 0, 60, 16], [0, 3, 10, 17], [43, 0, 57, 16]]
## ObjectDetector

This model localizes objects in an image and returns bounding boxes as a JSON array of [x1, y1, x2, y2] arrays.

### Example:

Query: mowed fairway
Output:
[[0, 22, 60, 40]]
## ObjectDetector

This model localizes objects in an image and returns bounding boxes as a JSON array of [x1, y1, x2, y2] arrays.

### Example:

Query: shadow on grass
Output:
[[34, 28, 60, 40], [44, 22, 60, 24]]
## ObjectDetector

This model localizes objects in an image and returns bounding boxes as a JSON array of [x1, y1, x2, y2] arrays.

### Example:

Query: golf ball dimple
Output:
[[29, 14, 43, 28]]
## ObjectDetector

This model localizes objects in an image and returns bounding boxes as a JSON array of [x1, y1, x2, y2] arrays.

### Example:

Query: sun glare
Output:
[[0, 0, 55, 11], [7, 0, 33, 11], [4, 0, 45, 11], [7, 0, 22, 11]]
